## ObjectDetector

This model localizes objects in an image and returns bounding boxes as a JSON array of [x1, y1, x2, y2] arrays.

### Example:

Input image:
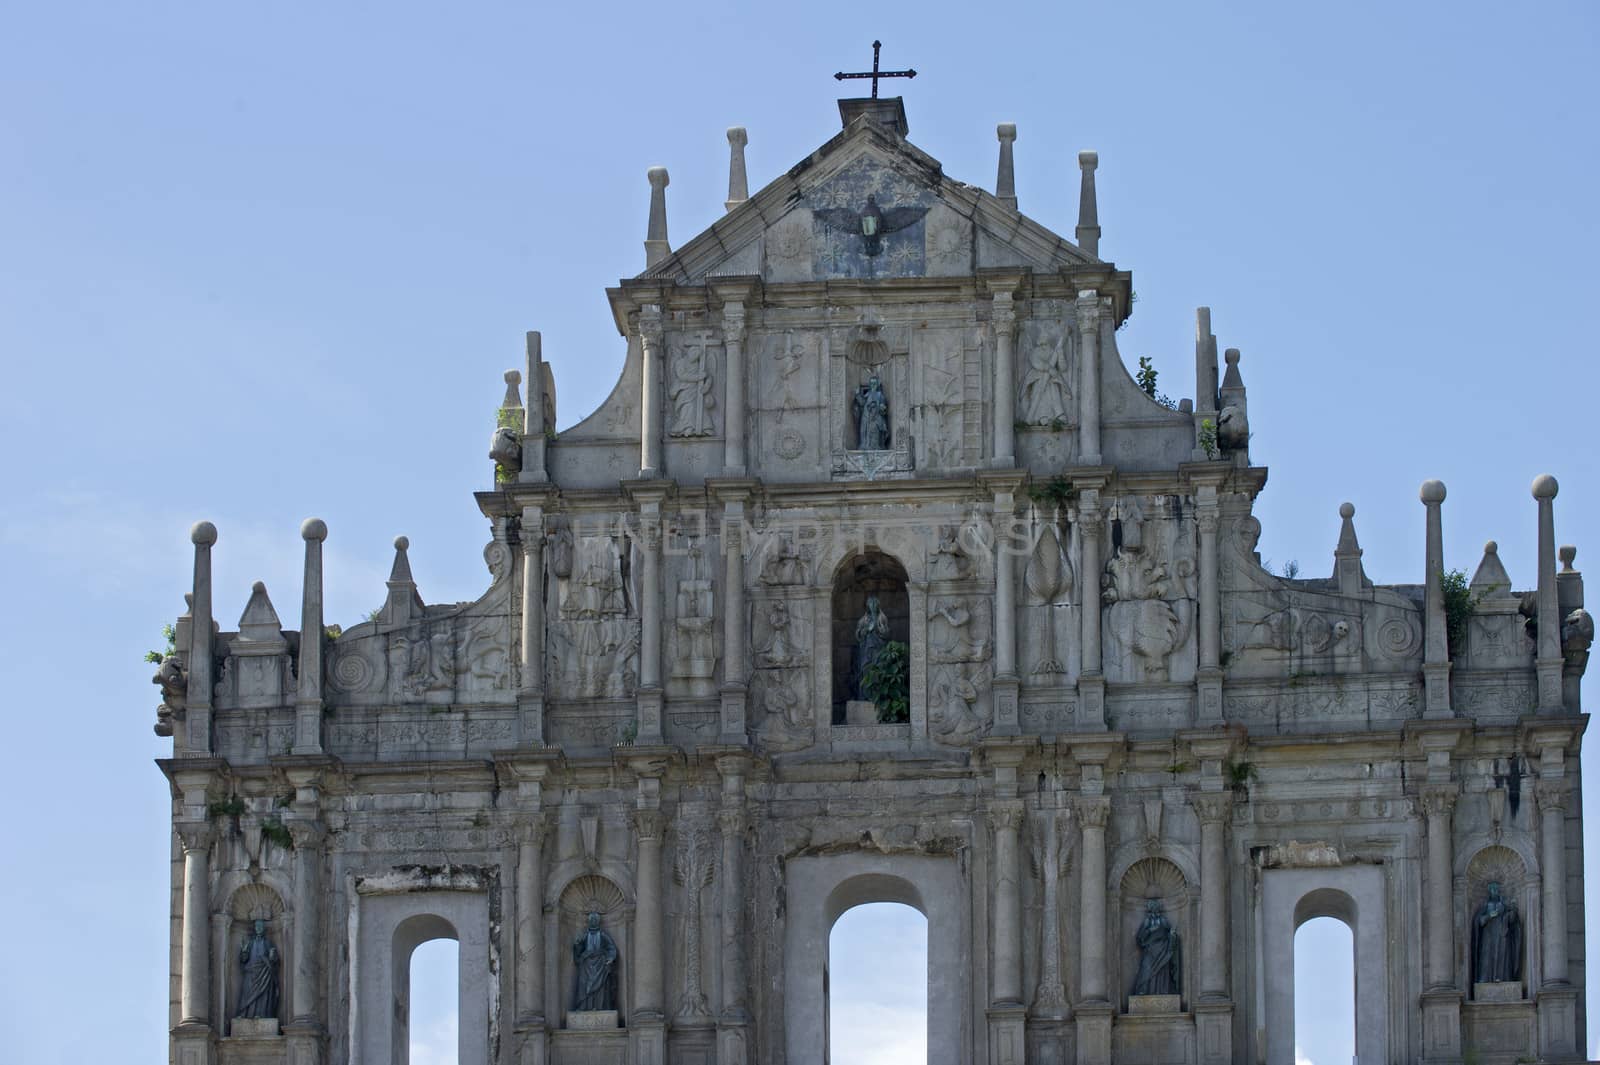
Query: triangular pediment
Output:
[[639, 115, 1099, 286]]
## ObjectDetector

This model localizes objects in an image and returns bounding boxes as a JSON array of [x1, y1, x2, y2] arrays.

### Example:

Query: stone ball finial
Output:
[[251, 580, 266, 594], [1419, 480, 1447, 504], [1224, 348, 1240, 366], [1339, 502, 1355, 519], [191, 520, 218, 545], [1078, 150, 1098, 170], [727, 126, 747, 147], [1485, 540, 1499, 555], [301, 518, 328, 542], [394, 535, 410, 551], [647, 166, 670, 190], [504, 369, 521, 385], [1532, 473, 1559, 500], [997, 122, 1017, 142], [1560, 545, 1577, 571]]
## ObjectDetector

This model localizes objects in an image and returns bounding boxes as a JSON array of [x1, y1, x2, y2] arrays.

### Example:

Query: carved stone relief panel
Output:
[[1016, 314, 1074, 429], [752, 596, 814, 752], [548, 533, 639, 699], [1224, 594, 1363, 679], [666, 331, 721, 438], [764, 210, 815, 283], [1101, 497, 1197, 684], [1021, 513, 1077, 681], [911, 325, 982, 471], [805, 155, 933, 280], [922, 202, 972, 277], [754, 327, 824, 476]]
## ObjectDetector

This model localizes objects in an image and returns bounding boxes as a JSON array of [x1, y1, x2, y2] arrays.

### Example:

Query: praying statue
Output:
[[1472, 881, 1522, 984], [850, 594, 891, 700], [1131, 900, 1181, 997], [571, 911, 619, 1012], [853, 372, 890, 450], [236, 919, 281, 1020]]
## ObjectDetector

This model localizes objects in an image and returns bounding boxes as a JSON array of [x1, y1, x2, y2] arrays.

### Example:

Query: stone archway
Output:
[[1261, 866, 1387, 1065], [784, 853, 968, 1065]]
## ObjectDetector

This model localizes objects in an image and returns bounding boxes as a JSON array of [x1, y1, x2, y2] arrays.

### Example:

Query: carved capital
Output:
[[638, 307, 664, 346], [633, 808, 666, 843], [989, 800, 1025, 833], [1196, 507, 1220, 537], [722, 302, 747, 343], [992, 292, 1016, 335], [1191, 793, 1233, 826], [1535, 779, 1568, 814], [1419, 785, 1459, 819], [1074, 289, 1101, 330], [176, 822, 213, 855], [1074, 796, 1111, 829], [516, 816, 551, 848], [717, 806, 749, 839], [722, 520, 742, 553], [286, 819, 326, 850]]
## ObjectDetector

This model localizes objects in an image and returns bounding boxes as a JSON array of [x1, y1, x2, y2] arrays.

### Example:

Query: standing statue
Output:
[[668, 341, 716, 437], [850, 594, 891, 700], [852, 372, 890, 450], [1472, 881, 1522, 984], [1019, 334, 1070, 425], [571, 912, 619, 1012], [235, 919, 281, 1020], [1131, 900, 1181, 997]]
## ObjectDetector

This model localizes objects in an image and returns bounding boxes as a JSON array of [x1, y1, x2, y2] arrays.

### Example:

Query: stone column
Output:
[[722, 300, 747, 474], [992, 487, 1020, 733], [639, 308, 664, 478], [1196, 489, 1223, 722], [1077, 488, 1106, 729], [1075, 797, 1110, 1001], [287, 820, 326, 1024], [519, 506, 546, 745], [724, 128, 749, 212], [1076, 293, 1102, 465], [633, 807, 665, 1016], [716, 755, 751, 1065], [1191, 793, 1231, 997], [178, 822, 214, 1026], [184, 521, 218, 756], [991, 801, 1025, 1006], [1421, 786, 1458, 989], [293, 519, 327, 754], [720, 499, 748, 743], [1421, 480, 1453, 717], [1537, 780, 1569, 985], [1534, 475, 1564, 711], [992, 293, 1016, 466], [515, 818, 549, 1026], [636, 506, 664, 743]]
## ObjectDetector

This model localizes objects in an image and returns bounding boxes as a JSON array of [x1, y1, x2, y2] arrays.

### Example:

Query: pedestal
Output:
[[630, 1016, 666, 1065], [229, 1018, 280, 1039], [845, 699, 878, 725], [1193, 1000, 1233, 1065], [566, 1010, 619, 1030], [511, 1021, 548, 1065], [986, 1005, 1026, 1065], [1536, 985, 1578, 1059], [1128, 994, 1181, 1015], [1419, 987, 1462, 1063], [1473, 981, 1523, 1003], [1074, 1002, 1113, 1065], [172, 1023, 216, 1065]]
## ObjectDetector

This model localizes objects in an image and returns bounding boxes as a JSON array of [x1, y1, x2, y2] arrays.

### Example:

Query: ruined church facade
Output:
[[156, 96, 1590, 1064]]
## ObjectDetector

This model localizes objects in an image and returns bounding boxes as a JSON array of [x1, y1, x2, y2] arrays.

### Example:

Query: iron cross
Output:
[[834, 40, 917, 99]]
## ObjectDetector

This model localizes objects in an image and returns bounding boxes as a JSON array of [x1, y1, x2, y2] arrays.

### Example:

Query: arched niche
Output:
[[1262, 866, 1388, 1065], [221, 882, 287, 1035], [1464, 845, 1529, 996], [784, 853, 969, 1065], [555, 874, 630, 1027], [1116, 856, 1192, 1011], [830, 550, 912, 723]]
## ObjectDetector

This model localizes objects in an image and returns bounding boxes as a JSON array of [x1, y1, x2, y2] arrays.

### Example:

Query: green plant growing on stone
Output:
[[861, 640, 911, 723], [1028, 477, 1075, 510], [1224, 760, 1257, 794], [364, 608, 382, 624], [1440, 567, 1483, 658], [1198, 418, 1219, 460], [324, 624, 343, 640], [208, 795, 246, 819], [1280, 559, 1300, 579], [1166, 760, 1193, 778], [1136, 356, 1179, 410], [261, 816, 295, 851], [145, 623, 178, 664]]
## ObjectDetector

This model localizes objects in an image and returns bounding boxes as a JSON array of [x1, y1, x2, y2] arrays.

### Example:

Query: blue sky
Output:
[[1, 2, 1596, 1062]]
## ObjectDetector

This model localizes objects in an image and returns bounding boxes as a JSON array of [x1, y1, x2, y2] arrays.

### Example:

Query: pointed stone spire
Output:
[[379, 535, 425, 627], [995, 124, 1018, 210], [645, 167, 671, 268], [1217, 348, 1250, 454], [1533, 474, 1563, 711], [725, 127, 749, 212], [1075, 151, 1101, 257], [1469, 540, 1512, 596], [1334, 502, 1367, 596], [237, 581, 287, 647], [294, 518, 327, 755], [501, 368, 523, 415]]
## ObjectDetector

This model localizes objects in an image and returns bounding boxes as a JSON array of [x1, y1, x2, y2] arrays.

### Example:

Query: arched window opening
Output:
[[393, 915, 460, 1065], [832, 550, 911, 723], [827, 902, 928, 1065], [1293, 917, 1354, 1065]]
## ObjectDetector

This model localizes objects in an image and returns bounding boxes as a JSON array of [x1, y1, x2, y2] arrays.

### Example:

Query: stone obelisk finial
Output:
[[1534, 474, 1564, 711], [995, 123, 1018, 210], [1076, 150, 1101, 257], [645, 166, 671, 269], [184, 520, 218, 755], [725, 128, 749, 212], [1334, 502, 1367, 596], [1420, 480, 1453, 718], [293, 518, 327, 755]]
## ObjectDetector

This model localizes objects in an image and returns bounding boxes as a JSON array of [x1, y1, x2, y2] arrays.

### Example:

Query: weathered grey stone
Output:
[[152, 94, 1588, 1065]]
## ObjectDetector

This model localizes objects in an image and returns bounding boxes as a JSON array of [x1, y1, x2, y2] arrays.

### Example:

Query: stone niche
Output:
[[831, 550, 911, 723], [557, 874, 630, 1030]]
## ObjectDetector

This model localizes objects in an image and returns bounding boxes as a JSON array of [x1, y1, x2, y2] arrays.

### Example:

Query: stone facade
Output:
[[155, 98, 1590, 1064]]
